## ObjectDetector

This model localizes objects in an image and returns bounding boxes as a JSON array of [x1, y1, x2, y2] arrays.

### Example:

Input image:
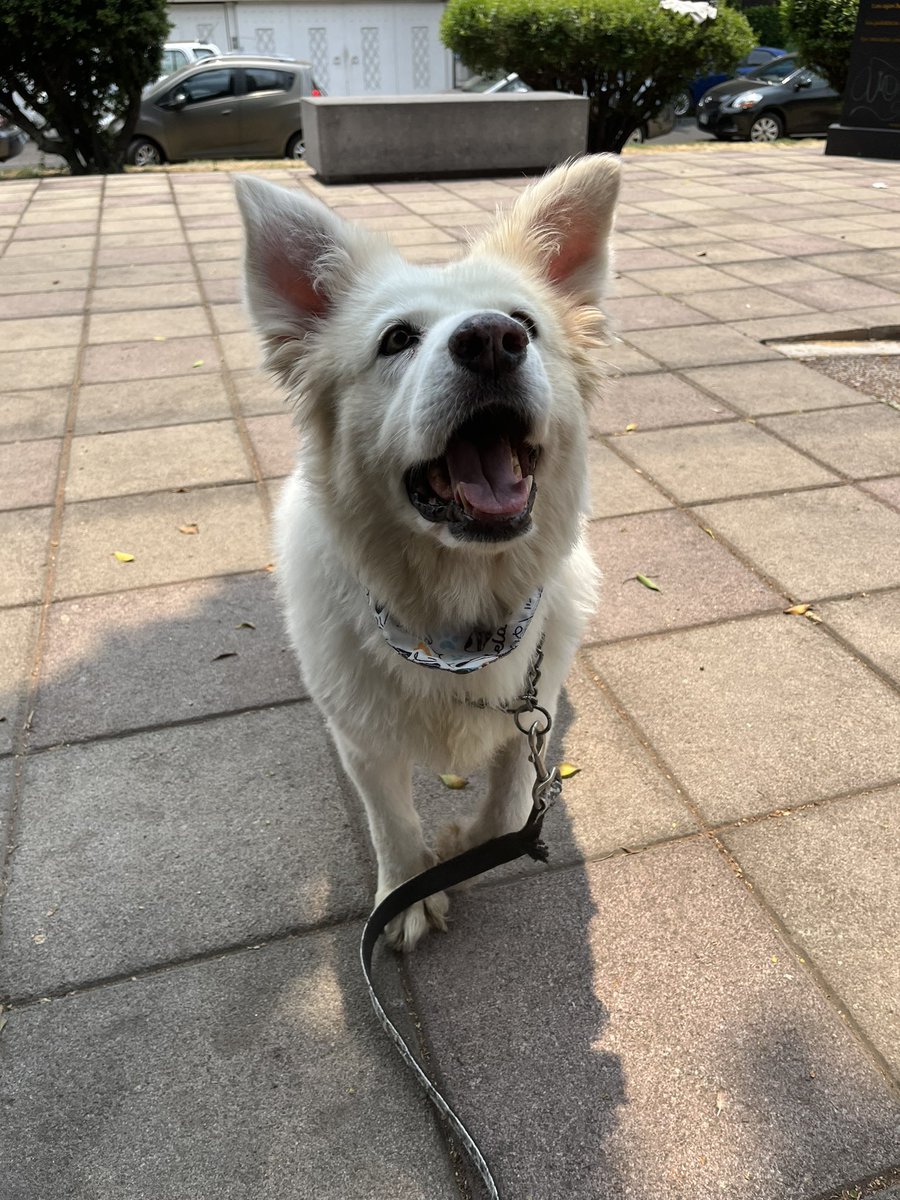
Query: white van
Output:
[[160, 42, 222, 76]]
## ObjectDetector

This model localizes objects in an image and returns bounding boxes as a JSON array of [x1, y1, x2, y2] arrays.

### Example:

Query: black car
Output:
[[696, 54, 842, 142]]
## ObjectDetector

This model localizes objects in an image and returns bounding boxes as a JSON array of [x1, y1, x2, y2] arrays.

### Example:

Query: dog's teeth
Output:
[[511, 449, 523, 481]]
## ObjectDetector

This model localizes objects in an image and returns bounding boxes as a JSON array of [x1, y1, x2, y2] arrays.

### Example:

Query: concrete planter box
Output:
[[301, 93, 590, 183]]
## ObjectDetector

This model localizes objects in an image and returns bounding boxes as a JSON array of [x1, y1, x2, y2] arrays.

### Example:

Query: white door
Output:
[[166, 2, 234, 51], [222, 1, 452, 95]]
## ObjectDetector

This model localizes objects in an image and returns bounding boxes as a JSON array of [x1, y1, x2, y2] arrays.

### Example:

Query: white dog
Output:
[[235, 155, 620, 950]]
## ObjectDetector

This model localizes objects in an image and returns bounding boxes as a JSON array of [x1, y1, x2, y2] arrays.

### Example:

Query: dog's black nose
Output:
[[448, 313, 528, 377]]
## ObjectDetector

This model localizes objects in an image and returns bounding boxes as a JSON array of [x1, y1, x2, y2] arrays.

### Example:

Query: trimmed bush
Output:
[[442, 0, 754, 152], [0, 0, 171, 174], [780, 0, 858, 90], [745, 4, 789, 50]]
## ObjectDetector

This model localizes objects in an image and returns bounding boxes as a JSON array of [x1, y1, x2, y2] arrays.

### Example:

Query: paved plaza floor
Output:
[[1, 143, 899, 1199]]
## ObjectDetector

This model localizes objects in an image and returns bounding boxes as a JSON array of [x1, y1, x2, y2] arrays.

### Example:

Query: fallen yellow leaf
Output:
[[784, 603, 812, 616], [636, 573, 661, 592], [439, 774, 468, 790], [804, 610, 823, 624], [112, 551, 135, 563], [624, 422, 637, 432], [178, 523, 199, 535], [236, 621, 256, 629], [559, 762, 581, 779], [192, 359, 204, 368]]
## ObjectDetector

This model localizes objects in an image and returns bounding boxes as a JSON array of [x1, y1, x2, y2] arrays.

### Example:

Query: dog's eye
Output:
[[379, 324, 420, 356], [510, 311, 538, 340]]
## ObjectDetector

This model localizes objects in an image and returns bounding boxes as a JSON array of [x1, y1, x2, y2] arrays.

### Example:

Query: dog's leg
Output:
[[437, 726, 539, 860], [334, 733, 449, 951]]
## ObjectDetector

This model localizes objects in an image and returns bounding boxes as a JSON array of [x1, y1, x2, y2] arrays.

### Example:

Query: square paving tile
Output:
[[620, 421, 835, 504], [87, 306, 211, 343], [683, 360, 873, 416], [603, 294, 714, 332], [0, 507, 52, 606], [818, 591, 900, 685], [761, 404, 900, 479], [723, 788, 900, 1076], [588, 442, 670, 518], [0, 927, 458, 1199], [0, 605, 38, 757], [32, 573, 305, 747], [702, 485, 900, 597], [0, 439, 61, 510], [585, 509, 780, 642], [410, 839, 900, 1200], [232, 370, 287, 417], [623, 326, 776, 370], [0, 705, 371, 997], [679, 287, 814, 321], [772, 277, 900, 313], [246, 414, 299, 479], [591, 372, 732, 435], [66, 421, 251, 502], [75, 374, 232, 434], [54, 484, 270, 599], [591, 614, 900, 822], [861, 476, 900, 510], [0, 345, 78, 390], [82, 337, 221, 384]]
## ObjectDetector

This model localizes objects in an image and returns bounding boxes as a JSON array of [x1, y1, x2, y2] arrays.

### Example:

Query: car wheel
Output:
[[748, 112, 784, 142], [126, 137, 164, 167], [286, 132, 305, 159], [625, 125, 646, 146], [673, 90, 692, 118]]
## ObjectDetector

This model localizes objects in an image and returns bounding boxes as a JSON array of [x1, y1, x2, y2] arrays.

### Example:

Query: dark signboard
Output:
[[826, 0, 900, 157]]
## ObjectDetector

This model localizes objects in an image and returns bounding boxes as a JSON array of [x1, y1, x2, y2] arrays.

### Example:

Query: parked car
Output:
[[127, 56, 324, 165], [0, 114, 27, 163], [696, 55, 841, 141], [626, 103, 676, 143], [160, 42, 222, 76], [673, 45, 788, 117]]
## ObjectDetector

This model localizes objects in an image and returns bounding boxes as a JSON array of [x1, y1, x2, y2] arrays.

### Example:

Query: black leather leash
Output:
[[359, 642, 561, 1199]]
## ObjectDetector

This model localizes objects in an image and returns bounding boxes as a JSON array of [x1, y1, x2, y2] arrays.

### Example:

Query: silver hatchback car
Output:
[[127, 55, 324, 165]]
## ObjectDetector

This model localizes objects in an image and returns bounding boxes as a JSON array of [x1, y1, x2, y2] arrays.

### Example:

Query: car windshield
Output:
[[755, 58, 798, 82]]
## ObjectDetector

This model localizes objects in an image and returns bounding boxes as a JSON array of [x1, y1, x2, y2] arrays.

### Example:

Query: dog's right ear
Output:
[[234, 176, 381, 388]]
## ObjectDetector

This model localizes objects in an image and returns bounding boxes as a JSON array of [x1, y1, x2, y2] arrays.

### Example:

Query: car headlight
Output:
[[726, 91, 763, 110]]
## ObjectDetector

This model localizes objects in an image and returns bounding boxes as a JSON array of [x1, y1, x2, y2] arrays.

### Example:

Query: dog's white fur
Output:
[[235, 157, 620, 950]]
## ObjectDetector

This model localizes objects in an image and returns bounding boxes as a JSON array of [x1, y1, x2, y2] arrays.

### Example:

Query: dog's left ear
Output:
[[478, 154, 621, 307]]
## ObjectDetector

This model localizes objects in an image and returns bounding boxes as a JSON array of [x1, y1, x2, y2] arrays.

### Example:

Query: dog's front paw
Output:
[[381, 891, 449, 953]]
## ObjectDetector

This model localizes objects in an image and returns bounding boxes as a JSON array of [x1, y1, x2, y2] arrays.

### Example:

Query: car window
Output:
[[160, 49, 187, 74], [245, 68, 293, 94], [194, 48, 216, 60], [180, 68, 235, 104], [756, 57, 798, 82], [745, 50, 771, 66]]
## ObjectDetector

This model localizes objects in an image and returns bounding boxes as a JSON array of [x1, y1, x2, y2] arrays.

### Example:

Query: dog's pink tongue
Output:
[[445, 435, 529, 518]]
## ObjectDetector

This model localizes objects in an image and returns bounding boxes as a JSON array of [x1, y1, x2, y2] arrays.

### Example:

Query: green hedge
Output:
[[442, 0, 754, 152], [745, 4, 788, 49], [780, 0, 858, 90]]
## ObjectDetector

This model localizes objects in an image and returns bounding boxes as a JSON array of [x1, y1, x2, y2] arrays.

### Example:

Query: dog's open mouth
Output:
[[405, 406, 539, 542]]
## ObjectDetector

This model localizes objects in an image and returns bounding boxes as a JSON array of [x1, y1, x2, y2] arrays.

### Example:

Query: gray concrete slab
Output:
[[818, 591, 900, 686], [723, 788, 900, 1077], [0, 926, 458, 1200], [584, 508, 781, 642], [591, 614, 900, 823], [0, 705, 371, 998], [31, 573, 305, 746], [702, 485, 900, 598], [0, 605, 37, 757], [409, 840, 900, 1200]]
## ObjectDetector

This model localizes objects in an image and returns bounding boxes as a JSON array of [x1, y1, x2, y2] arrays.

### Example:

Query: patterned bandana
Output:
[[368, 587, 543, 674]]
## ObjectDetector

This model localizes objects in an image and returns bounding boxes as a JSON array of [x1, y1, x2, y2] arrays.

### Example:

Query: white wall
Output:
[[167, 1, 454, 94]]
